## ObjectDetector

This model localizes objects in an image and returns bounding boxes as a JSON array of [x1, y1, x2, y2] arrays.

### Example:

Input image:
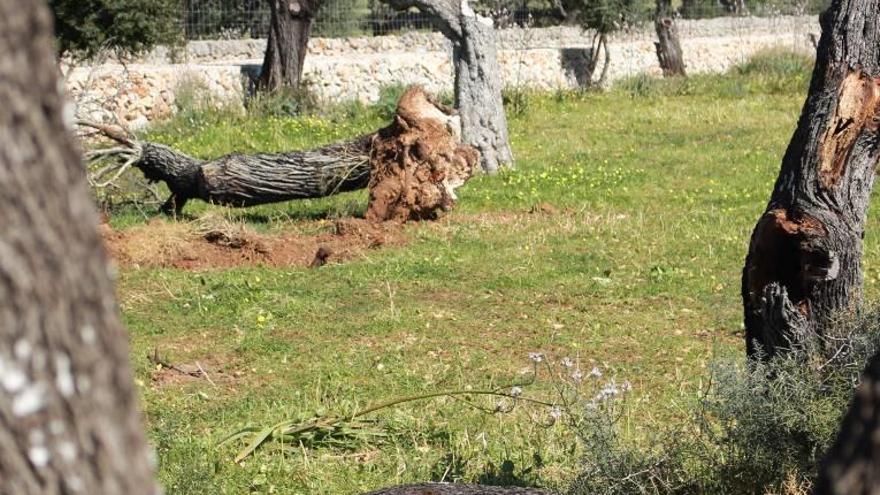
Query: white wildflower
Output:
[[528, 352, 544, 363]]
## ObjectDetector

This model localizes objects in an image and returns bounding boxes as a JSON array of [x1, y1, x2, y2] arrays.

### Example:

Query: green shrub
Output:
[[49, 0, 180, 59], [373, 83, 409, 121], [503, 86, 535, 118], [567, 307, 880, 494], [613, 49, 814, 98], [246, 82, 322, 118]]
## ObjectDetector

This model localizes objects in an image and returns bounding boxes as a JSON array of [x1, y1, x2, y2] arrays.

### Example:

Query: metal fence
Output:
[[180, 0, 829, 40]]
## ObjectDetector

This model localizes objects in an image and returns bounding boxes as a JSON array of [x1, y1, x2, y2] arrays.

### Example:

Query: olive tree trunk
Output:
[[138, 136, 374, 215], [386, 0, 514, 174], [0, 1, 157, 494], [257, 0, 317, 92], [741, 0, 880, 358], [654, 0, 686, 77]]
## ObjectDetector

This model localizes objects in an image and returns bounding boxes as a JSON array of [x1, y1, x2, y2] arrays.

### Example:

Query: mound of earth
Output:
[[100, 218, 405, 270]]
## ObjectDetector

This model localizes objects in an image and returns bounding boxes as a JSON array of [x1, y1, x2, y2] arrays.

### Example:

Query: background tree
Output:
[[257, 0, 322, 92], [741, 0, 880, 358], [562, 0, 642, 87], [384, 0, 514, 173], [653, 0, 685, 77], [48, 0, 179, 59], [0, 0, 157, 493]]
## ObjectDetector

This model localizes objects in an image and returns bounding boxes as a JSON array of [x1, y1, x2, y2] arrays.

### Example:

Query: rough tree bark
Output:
[[813, 348, 880, 494], [0, 1, 157, 494], [86, 87, 474, 220], [386, 0, 514, 174], [257, 0, 319, 92], [103, 133, 375, 216], [653, 0, 686, 77], [741, 0, 880, 358]]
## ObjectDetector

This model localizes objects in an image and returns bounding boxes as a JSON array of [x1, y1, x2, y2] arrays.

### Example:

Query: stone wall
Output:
[[66, 15, 819, 128]]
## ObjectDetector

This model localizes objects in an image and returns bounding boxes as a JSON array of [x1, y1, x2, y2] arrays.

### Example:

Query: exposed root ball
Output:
[[366, 86, 478, 223]]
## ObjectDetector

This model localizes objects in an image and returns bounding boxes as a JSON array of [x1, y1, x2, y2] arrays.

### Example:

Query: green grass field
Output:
[[110, 52, 880, 494]]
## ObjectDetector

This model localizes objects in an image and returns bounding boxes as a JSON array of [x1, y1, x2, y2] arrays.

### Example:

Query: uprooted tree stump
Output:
[[81, 86, 477, 222], [366, 87, 478, 222]]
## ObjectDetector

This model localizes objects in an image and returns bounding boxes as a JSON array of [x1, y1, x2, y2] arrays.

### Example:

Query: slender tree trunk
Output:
[[741, 0, 880, 358], [815, 348, 880, 494], [386, 0, 514, 174], [597, 34, 611, 87], [257, 0, 315, 92], [654, 0, 686, 77], [453, 13, 514, 174], [0, 1, 157, 494]]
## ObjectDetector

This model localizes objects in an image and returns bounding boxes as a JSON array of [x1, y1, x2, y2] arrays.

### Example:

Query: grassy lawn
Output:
[[110, 58, 880, 494]]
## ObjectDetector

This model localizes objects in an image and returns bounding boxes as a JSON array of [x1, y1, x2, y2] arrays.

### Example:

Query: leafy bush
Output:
[[567, 307, 880, 494], [373, 83, 409, 121], [49, 0, 180, 59], [246, 82, 322, 118], [736, 48, 815, 77]]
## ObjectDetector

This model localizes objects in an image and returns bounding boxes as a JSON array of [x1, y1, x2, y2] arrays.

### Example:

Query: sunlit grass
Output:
[[110, 53, 880, 494]]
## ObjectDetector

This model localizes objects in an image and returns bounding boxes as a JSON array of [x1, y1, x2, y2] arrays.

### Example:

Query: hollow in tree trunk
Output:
[[257, 0, 317, 92], [654, 0, 686, 77], [741, 0, 880, 359], [0, 1, 157, 493], [385, 0, 514, 174]]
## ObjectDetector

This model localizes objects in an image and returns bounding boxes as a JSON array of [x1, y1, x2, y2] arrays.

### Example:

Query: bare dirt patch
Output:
[[101, 217, 406, 270]]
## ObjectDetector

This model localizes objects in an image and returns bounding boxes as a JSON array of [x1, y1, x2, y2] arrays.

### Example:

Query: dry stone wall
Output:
[[66, 15, 819, 127]]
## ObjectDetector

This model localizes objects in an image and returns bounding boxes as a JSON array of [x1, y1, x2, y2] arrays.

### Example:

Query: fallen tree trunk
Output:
[[140, 136, 373, 215], [84, 86, 475, 221]]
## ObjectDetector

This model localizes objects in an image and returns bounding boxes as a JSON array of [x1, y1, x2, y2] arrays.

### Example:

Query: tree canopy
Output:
[[49, 0, 180, 58]]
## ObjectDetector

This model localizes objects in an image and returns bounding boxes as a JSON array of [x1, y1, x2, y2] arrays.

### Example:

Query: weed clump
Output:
[[567, 307, 880, 494], [615, 48, 814, 98]]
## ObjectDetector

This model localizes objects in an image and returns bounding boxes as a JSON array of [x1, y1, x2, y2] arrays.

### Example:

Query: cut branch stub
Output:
[[366, 86, 478, 223]]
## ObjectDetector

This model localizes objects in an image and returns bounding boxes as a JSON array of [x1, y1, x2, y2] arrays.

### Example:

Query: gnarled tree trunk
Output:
[[257, 0, 317, 92], [0, 1, 157, 494], [654, 0, 686, 77], [741, 0, 880, 358], [453, 13, 514, 174], [141, 136, 373, 215], [386, 0, 514, 174]]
